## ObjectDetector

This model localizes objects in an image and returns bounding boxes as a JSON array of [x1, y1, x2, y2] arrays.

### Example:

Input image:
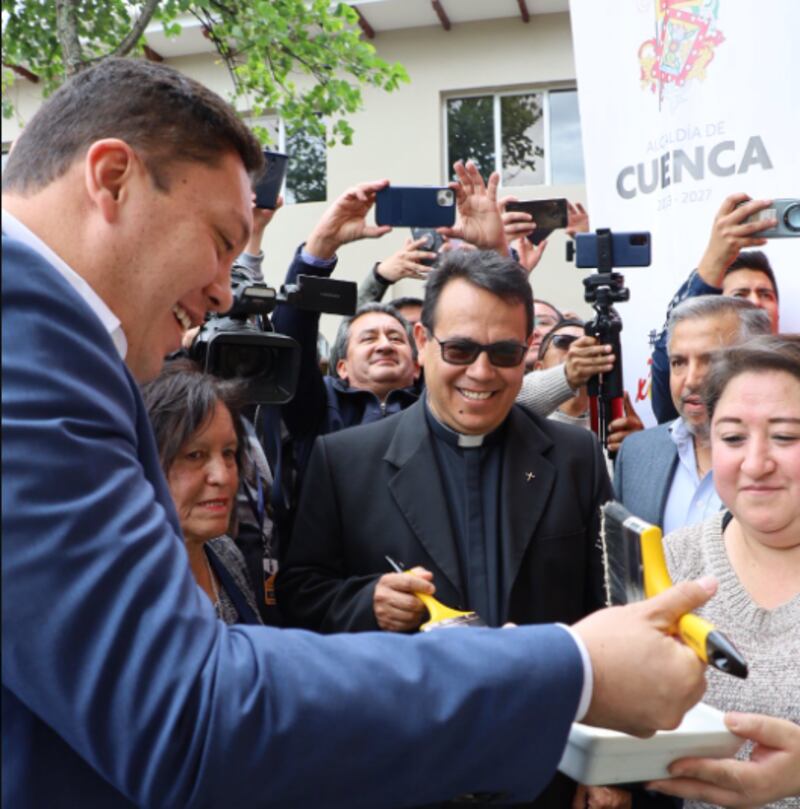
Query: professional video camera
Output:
[[191, 269, 357, 404], [566, 229, 651, 454]]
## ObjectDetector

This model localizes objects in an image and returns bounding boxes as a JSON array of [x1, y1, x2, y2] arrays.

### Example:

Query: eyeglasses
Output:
[[550, 334, 580, 351], [429, 333, 528, 368]]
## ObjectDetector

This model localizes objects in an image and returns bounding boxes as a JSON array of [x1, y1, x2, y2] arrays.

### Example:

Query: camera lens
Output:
[[437, 189, 454, 207], [783, 202, 800, 233], [218, 344, 273, 379]]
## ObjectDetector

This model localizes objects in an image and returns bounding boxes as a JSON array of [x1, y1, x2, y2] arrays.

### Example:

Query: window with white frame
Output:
[[444, 88, 585, 186], [249, 115, 327, 204]]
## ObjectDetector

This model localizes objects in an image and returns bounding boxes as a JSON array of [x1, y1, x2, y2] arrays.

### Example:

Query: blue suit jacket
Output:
[[2, 234, 584, 809], [613, 423, 678, 526]]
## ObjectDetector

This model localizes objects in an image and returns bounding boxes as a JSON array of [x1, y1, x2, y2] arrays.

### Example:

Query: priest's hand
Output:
[[373, 566, 434, 632]]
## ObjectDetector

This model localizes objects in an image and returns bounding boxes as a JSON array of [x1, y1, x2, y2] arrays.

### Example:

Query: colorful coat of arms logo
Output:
[[638, 0, 725, 108]]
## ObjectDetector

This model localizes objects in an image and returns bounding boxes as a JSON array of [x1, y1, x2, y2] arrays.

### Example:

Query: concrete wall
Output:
[[2, 12, 592, 339]]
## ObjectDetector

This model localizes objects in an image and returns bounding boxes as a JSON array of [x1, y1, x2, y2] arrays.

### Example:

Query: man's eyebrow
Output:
[[728, 285, 775, 295], [715, 417, 800, 425]]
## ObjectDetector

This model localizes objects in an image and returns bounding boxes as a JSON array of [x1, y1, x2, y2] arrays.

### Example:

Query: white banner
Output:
[[569, 0, 800, 423]]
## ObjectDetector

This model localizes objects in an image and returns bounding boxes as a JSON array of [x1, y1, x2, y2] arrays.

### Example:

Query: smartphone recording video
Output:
[[254, 150, 289, 210], [739, 198, 800, 238], [505, 198, 568, 245], [375, 186, 456, 228]]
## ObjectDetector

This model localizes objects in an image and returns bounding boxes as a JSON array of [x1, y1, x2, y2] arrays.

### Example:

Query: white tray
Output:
[[558, 702, 743, 785]]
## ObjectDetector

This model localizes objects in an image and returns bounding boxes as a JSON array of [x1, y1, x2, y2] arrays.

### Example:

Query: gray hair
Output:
[[328, 302, 416, 379], [666, 295, 771, 352]]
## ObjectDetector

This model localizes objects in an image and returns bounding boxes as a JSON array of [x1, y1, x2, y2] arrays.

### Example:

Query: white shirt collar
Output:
[[2, 209, 128, 359], [425, 393, 489, 447], [669, 417, 694, 451]]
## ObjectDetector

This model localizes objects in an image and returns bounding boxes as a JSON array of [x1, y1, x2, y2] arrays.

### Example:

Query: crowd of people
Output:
[[3, 56, 799, 809]]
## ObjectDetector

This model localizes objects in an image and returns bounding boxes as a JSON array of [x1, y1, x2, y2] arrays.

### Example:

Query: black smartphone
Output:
[[505, 198, 568, 245], [410, 226, 444, 267], [375, 186, 456, 228], [254, 149, 288, 209]]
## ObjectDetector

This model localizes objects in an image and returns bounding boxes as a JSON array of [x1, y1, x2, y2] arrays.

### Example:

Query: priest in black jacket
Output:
[[278, 249, 630, 808], [279, 247, 611, 631]]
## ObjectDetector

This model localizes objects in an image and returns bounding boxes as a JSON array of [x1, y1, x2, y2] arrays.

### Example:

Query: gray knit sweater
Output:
[[664, 512, 800, 809]]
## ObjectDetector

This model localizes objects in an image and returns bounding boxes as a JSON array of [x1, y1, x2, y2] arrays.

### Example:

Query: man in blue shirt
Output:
[[616, 295, 770, 532]]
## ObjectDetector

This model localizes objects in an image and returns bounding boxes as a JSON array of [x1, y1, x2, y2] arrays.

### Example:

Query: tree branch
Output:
[[3, 62, 40, 83], [190, 9, 241, 96], [110, 0, 162, 58], [55, 0, 85, 75], [279, 43, 330, 84]]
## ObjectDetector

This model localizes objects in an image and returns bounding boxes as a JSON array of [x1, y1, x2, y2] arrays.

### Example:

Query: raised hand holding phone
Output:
[[376, 236, 437, 282], [305, 179, 392, 260], [439, 160, 507, 253]]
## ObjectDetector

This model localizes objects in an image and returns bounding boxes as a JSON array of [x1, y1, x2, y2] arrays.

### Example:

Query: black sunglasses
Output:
[[430, 333, 527, 368], [550, 334, 580, 351]]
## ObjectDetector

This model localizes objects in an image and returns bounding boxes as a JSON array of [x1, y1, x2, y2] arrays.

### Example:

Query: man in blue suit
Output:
[[2, 57, 714, 809]]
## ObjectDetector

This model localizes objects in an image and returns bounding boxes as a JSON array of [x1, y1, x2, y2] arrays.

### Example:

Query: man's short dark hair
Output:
[[391, 296, 424, 311], [141, 358, 249, 477], [2, 57, 264, 194], [421, 250, 534, 337], [724, 250, 779, 299], [328, 302, 416, 380]]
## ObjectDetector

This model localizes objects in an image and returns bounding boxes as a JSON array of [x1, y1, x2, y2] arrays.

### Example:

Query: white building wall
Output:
[[2, 12, 592, 340]]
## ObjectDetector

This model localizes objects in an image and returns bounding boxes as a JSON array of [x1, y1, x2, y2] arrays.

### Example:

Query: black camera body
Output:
[[191, 272, 357, 404]]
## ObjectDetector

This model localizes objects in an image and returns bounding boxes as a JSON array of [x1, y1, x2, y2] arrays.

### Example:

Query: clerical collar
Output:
[[424, 396, 505, 448]]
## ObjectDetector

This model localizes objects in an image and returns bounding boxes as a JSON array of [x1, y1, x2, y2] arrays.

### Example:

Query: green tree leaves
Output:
[[1, 0, 409, 147]]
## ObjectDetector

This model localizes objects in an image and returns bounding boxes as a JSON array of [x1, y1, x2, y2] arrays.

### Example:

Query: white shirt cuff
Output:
[[558, 624, 594, 722]]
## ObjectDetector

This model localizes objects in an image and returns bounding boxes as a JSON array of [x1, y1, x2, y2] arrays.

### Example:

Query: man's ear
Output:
[[84, 139, 138, 222], [336, 358, 350, 383], [413, 321, 428, 365]]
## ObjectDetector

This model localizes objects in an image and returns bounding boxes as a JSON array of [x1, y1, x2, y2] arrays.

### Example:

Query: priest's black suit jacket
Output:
[[277, 399, 612, 632]]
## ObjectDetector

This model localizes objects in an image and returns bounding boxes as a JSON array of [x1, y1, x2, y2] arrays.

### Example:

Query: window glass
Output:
[[446, 95, 494, 181], [285, 128, 326, 204], [247, 115, 326, 204], [501, 92, 544, 187], [444, 88, 584, 187], [549, 89, 585, 184]]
